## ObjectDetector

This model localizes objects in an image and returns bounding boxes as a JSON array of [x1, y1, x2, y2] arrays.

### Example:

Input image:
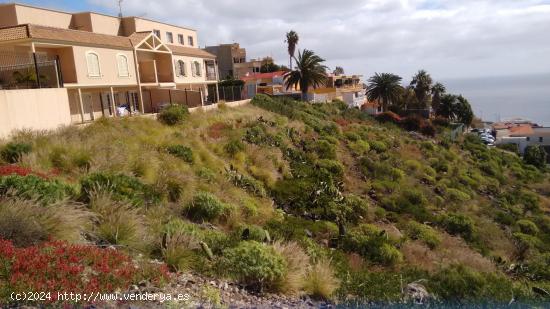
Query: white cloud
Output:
[[89, 0, 550, 80]]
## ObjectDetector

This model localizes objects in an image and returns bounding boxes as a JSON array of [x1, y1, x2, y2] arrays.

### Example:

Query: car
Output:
[[480, 133, 495, 140]]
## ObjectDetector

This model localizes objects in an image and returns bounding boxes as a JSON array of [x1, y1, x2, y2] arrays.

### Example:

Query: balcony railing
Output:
[[206, 71, 217, 81], [0, 52, 62, 89]]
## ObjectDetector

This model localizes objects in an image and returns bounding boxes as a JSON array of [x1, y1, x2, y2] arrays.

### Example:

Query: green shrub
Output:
[[309, 139, 337, 160], [342, 224, 403, 266], [0, 175, 75, 204], [404, 159, 422, 172], [185, 192, 229, 222], [222, 241, 287, 290], [381, 189, 430, 221], [349, 140, 370, 155], [360, 158, 403, 182], [446, 188, 471, 202], [525, 253, 550, 280], [429, 264, 521, 301], [513, 232, 540, 259], [1, 142, 32, 163], [80, 173, 160, 207], [317, 159, 344, 179], [514, 219, 539, 236], [344, 132, 361, 142], [523, 145, 547, 169], [407, 221, 441, 249], [369, 141, 387, 153], [224, 139, 245, 156], [266, 216, 339, 242], [342, 195, 369, 223], [378, 243, 404, 265], [166, 144, 194, 163], [196, 167, 216, 183], [441, 213, 475, 241], [164, 218, 231, 255], [158, 105, 189, 125], [227, 168, 267, 197], [244, 124, 282, 147]]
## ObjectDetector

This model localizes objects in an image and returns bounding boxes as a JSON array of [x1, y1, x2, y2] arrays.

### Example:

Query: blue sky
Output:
[[5, 0, 550, 81]]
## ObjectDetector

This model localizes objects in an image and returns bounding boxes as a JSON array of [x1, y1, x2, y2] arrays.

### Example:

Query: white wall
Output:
[[0, 89, 72, 138]]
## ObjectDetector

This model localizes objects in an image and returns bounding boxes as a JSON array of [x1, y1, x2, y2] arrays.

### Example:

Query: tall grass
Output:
[[0, 197, 93, 246]]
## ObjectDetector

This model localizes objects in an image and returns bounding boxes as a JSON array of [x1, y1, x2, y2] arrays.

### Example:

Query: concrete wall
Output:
[[90, 13, 122, 35], [0, 88, 72, 138], [15, 4, 73, 29], [0, 4, 18, 28]]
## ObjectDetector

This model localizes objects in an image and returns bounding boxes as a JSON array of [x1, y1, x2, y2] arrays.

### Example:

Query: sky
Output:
[[7, 0, 550, 83]]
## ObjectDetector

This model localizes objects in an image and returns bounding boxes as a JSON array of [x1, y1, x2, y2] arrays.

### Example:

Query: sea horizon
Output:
[[443, 73, 550, 127]]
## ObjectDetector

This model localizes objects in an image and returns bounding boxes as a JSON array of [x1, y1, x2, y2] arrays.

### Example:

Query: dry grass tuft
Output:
[[402, 233, 496, 273], [272, 241, 310, 295], [303, 258, 340, 300], [88, 191, 149, 251], [162, 231, 199, 272], [0, 197, 93, 246]]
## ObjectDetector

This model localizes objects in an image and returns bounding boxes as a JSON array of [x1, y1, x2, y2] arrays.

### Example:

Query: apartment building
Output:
[[205, 43, 276, 79], [0, 3, 219, 127], [204, 43, 245, 79]]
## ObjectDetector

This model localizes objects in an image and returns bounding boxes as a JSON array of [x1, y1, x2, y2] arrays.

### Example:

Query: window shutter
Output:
[[182, 61, 187, 76], [117, 55, 129, 77], [174, 60, 180, 77], [86, 53, 100, 76], [192, 62, 196, 77]]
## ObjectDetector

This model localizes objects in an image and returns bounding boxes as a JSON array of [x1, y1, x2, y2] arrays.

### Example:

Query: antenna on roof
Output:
[[118, 0, 124, 18]]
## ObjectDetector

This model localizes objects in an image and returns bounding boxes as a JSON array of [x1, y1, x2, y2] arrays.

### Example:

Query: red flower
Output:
[[0, 238, 170, 303]]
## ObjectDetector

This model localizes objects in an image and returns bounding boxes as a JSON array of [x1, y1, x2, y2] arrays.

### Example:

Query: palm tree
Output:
[[366, 73, 403, 112], [333, 66, 345, 75], [285, 30, 299, 70], [438, 94, 458, 119], [284, 49, 327, 101], [431, 82, 446, 114], [410, 70, 433, 108]]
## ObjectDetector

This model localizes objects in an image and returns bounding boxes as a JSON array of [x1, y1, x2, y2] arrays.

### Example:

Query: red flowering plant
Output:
[[0, 239, 170, 304], [0, 165, 50, 179]]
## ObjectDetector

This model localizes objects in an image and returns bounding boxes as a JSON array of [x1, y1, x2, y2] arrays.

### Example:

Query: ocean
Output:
[[443, 73, 550, 127]]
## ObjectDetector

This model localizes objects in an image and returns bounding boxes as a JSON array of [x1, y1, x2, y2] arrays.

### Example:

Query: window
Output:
[[85, 51, 100, 77], [192, 61, 201, 77], [526, 137, 530, 142], [116, 54, 129, 77], [188, 36, 194, 46], [175, 60, 186, 77], [166, 32, 173, 43], [178, 34, 184, 45], [539, 137, 544, 143], [153, 29, 161, 38]]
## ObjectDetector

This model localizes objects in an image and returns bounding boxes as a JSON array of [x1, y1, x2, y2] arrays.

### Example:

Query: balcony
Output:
[[137, 51, 174, 84], [205, 61, 217, 81]]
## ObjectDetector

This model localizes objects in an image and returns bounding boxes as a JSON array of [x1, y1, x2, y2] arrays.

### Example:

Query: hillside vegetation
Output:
[[1, 95, 549, 305]]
